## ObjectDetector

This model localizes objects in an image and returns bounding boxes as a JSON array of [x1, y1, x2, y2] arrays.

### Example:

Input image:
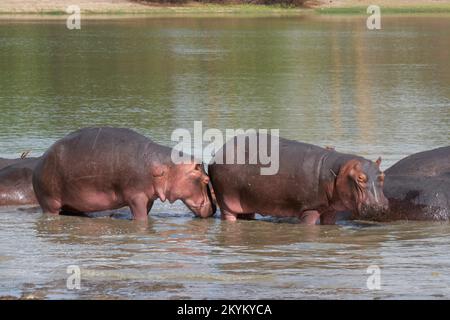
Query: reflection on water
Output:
[[2, 207, 450, 299], [0, 15, 449, 299]]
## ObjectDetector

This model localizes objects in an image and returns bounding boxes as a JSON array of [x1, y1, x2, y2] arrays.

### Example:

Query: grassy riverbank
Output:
[[0, 1, 304, 17], [0, 0, 449, 17], [316, 5, 450, 15]]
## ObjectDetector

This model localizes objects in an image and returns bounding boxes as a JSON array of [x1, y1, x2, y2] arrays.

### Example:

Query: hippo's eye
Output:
[[357, 174, 367, 183]]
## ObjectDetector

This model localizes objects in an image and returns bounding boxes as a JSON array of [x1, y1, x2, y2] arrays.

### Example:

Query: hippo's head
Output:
[[157, 162, 216, 218], [335, 157, 389, 218]]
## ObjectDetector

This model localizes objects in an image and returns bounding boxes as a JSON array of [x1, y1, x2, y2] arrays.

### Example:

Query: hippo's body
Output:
[[0, 156, 39, 206], [0, 158, 19, 170], [32, 127, 215, 221], [0, 154, 37, 171], [386, 147, 450, 178], [381, 146, 450, 221], [208, 133, 388, 225]]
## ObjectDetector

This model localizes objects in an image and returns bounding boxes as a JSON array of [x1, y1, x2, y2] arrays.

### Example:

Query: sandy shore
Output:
[[0, 0, 449, 16], [0, 1, 305, 15], [315, 0, 450, 8], [0, 0, 147, 13]]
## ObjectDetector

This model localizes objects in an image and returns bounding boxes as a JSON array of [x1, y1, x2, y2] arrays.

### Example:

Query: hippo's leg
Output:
[[129, 194, 151, 221], [237, 213, 256, 220], [299, 210, 320, 225], [147, 200, 154, 213], [221, 209, 238, 222], [40, 198, 62, 215], [320, 210, 337, 225]]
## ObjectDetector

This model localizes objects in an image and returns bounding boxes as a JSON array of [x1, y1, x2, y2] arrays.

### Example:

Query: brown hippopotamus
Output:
[[0, 157, 39, 206], [0, 158, 20, 170], [378, 146, 450, 221], [208, 133, 388, 225], [0, 151, 36, 170], [32, 127, 216, 221]]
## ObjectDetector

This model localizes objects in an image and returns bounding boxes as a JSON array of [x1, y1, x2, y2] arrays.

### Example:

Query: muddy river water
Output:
[[0, 15, 449, 299]]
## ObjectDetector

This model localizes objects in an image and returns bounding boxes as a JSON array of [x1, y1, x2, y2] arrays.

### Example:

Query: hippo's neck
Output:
[[318, 151, 362, 209], [139, 141, 176, 201], [140, 141, 173, 167]]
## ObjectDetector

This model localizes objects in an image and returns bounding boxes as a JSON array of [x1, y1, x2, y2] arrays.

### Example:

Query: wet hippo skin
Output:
[[32, 127, 216, 221], [0, 156, 39, 206], [209, 133, 388, 225], [380, 147, 450, 221]]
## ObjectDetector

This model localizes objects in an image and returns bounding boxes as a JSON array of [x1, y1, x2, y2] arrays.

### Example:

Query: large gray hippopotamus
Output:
[[0, 151, 35, 170], [208, 133, 388, 225], [379, 146, 450, 221], [0, 154, 39, 206], [32, 127, 216, 221]]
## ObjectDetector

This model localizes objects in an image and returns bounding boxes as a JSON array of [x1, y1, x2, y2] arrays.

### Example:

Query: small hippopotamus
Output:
[[0, 151, 36, 170], [380, 146, 450, 221], [32, 127, 216, 221], [208, 133, 388, 225], [0, 156, 39, 206]]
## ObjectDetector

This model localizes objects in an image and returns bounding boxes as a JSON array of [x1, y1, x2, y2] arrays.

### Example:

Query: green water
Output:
[[0, 15, 449, 299]]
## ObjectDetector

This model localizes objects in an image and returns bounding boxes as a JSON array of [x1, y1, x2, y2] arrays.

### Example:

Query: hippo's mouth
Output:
[[353, 182, 365, 216], [184, 183, 217, 217], [189, 203, 208, 209]]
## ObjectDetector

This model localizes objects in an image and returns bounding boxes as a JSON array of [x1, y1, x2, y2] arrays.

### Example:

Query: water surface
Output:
[[0, 15, 449, 299]]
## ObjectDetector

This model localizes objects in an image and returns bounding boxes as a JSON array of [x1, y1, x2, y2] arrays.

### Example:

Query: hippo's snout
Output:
[[359, 199, 389, 220], [189, 180, 217, 218], [357, 179, 389, 219], [186, 198, 215, 218], [199, 200, 216, 218]]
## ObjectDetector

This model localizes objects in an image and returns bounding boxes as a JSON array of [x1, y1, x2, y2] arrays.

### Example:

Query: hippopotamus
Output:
[[0, 157, 39, 206], [208, 133, 388, 225], [386, 146, 450, 177], [379, 146, 450, 221], [32, 127, 216, 221], [0, 151, 36, 170], [0, 158, 19, 170]]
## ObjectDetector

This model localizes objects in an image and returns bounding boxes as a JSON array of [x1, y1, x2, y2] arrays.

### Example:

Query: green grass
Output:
[[316, 5, 450, 15], [0, 4, 305, 17], [2, 3, 450, 17]]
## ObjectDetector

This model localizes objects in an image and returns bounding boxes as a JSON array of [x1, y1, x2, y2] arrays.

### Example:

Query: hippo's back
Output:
[[51, 127, 153, 155], [208, 133, 332, 216], [0, 158, 17, 170], [386, 146, 450, 177], [40, 127, 167, 171], [0, 157, 39, 206], [33, 127, 168, 196], [0, 157, 38, 171]]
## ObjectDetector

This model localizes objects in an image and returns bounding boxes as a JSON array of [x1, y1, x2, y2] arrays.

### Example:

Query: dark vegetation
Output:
[[136, 0, 309, 7]]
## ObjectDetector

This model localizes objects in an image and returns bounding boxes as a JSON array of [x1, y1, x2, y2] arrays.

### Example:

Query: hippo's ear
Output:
[[188, 163, 210, 184], [375, 157, 382, 167], [189, 162, 206, 174]]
